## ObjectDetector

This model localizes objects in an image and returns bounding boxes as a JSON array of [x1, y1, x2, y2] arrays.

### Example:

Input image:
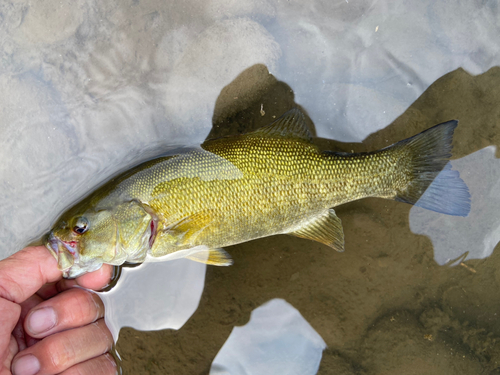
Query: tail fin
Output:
[[393, 121, 471, 217]]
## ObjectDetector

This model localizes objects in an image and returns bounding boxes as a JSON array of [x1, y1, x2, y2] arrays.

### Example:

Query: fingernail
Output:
[[12, 354, 40, 375], [28, 307, 57, 334]]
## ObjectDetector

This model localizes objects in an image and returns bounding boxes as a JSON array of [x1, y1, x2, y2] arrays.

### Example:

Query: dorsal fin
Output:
[[251, 108, 313, 142]]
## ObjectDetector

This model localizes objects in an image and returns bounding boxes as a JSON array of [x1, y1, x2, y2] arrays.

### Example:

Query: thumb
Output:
[[0, 246, 62, 304]]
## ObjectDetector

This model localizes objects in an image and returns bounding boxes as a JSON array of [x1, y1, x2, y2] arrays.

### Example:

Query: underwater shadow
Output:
[[114, 64, 500, 374]]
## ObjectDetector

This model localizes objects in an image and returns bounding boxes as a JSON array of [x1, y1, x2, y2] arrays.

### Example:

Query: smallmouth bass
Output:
[[46, 109, 470, 277]]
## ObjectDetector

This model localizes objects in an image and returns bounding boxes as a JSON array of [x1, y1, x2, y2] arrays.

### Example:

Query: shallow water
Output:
[[1, 0, 500, 374]]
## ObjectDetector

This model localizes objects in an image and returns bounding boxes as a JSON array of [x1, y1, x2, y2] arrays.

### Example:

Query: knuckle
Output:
[[62, 367, 85, 375], [40, 335, 75, 371], [34, 319, 113, 373], [87, 292, 103, 321], [0, 272, 22, 302], [60, 354, 117, 375], [92, 320, 113, 347], [63, 289, 101, 324]]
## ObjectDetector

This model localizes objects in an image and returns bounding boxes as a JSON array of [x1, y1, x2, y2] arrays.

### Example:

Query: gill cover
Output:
[[47, 200, 156, 278], [81, 200, 155, 264]]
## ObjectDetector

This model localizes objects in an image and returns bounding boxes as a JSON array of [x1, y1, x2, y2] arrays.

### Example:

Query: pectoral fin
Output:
[[165, 210, 215, 246], [186, 248, 233, 266], [289, 209, 345, 252]]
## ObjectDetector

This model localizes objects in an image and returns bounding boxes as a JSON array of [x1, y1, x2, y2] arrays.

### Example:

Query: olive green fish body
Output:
[[46, 109, 470, 277], [140, 137, 397, 252]]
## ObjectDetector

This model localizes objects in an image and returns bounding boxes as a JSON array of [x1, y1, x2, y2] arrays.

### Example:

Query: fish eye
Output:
[[73, 217, 89, 235]]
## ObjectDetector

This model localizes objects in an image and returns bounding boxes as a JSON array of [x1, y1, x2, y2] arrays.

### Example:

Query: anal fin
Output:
[[288, 209, 345, 252], [186, 248, 233, 266]]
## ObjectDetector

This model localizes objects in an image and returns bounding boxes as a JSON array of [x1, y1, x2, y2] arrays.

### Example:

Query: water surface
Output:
[[1, 0, 500, 374]]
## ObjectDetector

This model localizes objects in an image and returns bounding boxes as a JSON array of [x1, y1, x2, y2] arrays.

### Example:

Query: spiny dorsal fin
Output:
[[251, 108, 313, 142], [186, 248, 233, 266], [288, 208, 345, 252]]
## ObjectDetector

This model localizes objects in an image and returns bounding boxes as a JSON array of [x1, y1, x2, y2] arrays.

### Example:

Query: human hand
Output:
[[0, 246, 116, 375]]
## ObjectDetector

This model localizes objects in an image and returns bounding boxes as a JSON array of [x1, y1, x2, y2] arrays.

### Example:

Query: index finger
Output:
[[36, 266, 114, 299], [0, 246, 62, 304]]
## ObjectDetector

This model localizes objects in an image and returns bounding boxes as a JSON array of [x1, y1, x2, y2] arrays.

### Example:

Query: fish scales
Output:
[[45, 108, 470, 277], [122, 136, 408, 251]]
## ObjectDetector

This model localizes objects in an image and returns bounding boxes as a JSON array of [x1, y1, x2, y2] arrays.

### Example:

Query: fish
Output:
[[45, 108, 470, 278]]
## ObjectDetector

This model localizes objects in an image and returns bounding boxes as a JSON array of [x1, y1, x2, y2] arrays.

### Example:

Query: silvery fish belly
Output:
[[45, 109, 471, 278]]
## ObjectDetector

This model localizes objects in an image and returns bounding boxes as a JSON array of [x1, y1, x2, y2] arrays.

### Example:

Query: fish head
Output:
[[46, 200, 157, 278]]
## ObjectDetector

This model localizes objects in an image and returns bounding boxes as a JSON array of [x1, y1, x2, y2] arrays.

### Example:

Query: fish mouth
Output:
[[46, 233, 103, 278], [45, 232, 81, 273]]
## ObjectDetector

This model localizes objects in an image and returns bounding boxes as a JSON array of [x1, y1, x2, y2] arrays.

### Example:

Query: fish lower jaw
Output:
[[63, 261, 104, 279], [45, 234, 81, 271]]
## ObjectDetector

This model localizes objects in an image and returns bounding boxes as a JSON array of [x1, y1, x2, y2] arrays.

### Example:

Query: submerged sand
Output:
[[115, 67, 500, 374]]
